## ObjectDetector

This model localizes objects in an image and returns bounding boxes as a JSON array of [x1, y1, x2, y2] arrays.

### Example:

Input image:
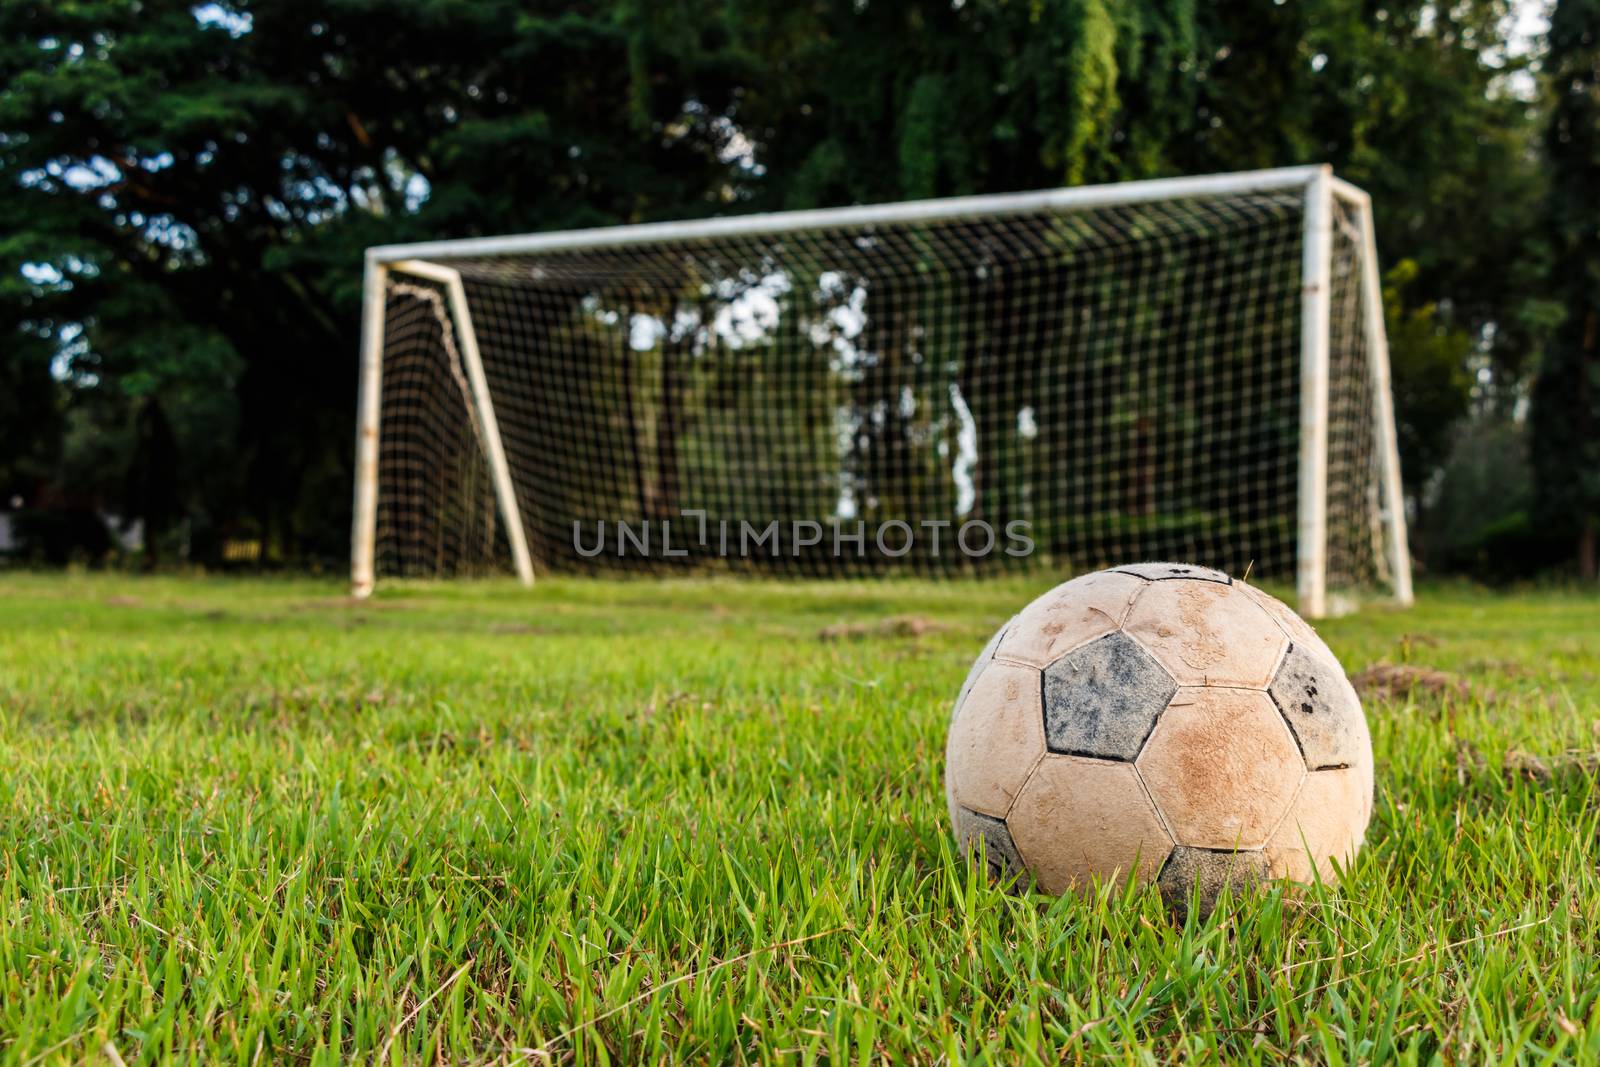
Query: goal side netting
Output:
[[353, 168, 1411, 616]]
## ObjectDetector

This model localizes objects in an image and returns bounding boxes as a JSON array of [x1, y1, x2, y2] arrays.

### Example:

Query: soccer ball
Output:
[[945, 563, 1372, 919]]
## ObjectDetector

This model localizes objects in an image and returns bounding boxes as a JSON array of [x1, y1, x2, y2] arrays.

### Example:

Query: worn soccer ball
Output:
[[945, 563, 1372, 919]]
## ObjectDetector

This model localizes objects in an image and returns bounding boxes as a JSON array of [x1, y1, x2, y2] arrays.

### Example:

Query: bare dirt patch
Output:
[[1351, 663, 1477, 703], [1397, 632, 1440, 648], [1455, 738, 1599, 784], [294, 596, 416, 612], [486, 621, 553, 635], [818, 615, 943, 641]]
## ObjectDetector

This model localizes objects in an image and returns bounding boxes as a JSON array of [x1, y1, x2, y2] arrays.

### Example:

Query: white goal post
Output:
[[352, 165, 1412, 617]]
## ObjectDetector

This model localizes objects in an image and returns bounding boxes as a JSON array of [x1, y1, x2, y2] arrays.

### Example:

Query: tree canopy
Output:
[[0, 0, 1568, 568], [1531, 0, 1600, 578]]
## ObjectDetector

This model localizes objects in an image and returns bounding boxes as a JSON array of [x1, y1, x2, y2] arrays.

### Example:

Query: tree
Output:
[[0, 0, 1552, 566], [1531, 0, 1600, 579], [0, 303, 60, 501], [0, 0, 747, 560], [1381, 260, 1475, 501]]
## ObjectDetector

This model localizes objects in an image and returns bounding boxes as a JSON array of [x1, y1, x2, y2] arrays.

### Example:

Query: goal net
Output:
[[354, 167, 1410, 616]]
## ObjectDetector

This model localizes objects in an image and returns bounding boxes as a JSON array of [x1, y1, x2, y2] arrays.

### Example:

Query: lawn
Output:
[[0, 573, 1596, 1063]]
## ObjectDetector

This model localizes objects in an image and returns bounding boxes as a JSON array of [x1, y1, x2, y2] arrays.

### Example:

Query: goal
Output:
[[352, 166, 1411, 617]]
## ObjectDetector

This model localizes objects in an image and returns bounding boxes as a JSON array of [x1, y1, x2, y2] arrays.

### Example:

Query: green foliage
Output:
[[1416, 417, 1575, 578], [0, 0, 748, 559], [1183, 1, 1547, 388], [0, 313, 60, 496], [0, 573, 1596, 1059], [1381, 259, 1475, 500], [0, 0, 1556, 567], [1531, 0, 1600, 577]]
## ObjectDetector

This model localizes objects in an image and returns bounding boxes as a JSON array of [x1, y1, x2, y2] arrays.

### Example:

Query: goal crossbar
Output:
[[367, 166, 1328, 264], [352, 165, 1412, 616]]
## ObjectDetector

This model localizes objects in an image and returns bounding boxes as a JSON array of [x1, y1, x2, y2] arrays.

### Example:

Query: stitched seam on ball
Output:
[[1117, 631, 1277, 696], [1266, 652, 1356, 772], [1043, 631, 1177, 761], [1121, 577, 1155, 630], [1265, 635, 1295, 695], [1113, 564, 1232, 585], [1105, 572, 1148, 628], [1181, 845, 1269, 855], [1257, 694, 1311, 845], [1130, 741, 1181, 845], [1002, 755, 1050, 874], [1001, 748, 1047, 822], [1109, 626, 1180, 759], [1015, 612, 1137, 668], [993, 577, 1144, 669], [1267, 662, 1311, 765], [1243, 583, 1298, 648], [1113, 627, 1165, 680], [1260, 767, 1309, 845]]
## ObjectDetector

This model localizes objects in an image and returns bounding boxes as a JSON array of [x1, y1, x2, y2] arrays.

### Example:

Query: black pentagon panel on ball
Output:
[[1112, 562, 1233, 584], [1043, 631, 1177, 760], [1269, 643, 1366, 770], [952, 807, 1028, 885], [1157, 846, 1272, 924]]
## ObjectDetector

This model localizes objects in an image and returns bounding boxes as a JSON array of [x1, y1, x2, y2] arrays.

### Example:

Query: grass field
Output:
[[0, 573, 1596, 1063]]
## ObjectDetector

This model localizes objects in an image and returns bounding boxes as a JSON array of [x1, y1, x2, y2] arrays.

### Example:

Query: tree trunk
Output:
[[1582, 310, 1596, 581], [1580, 516, 1597, 581]]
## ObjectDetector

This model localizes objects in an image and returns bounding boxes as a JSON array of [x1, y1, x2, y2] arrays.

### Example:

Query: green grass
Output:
[[0, 573, 1596, 1064]]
